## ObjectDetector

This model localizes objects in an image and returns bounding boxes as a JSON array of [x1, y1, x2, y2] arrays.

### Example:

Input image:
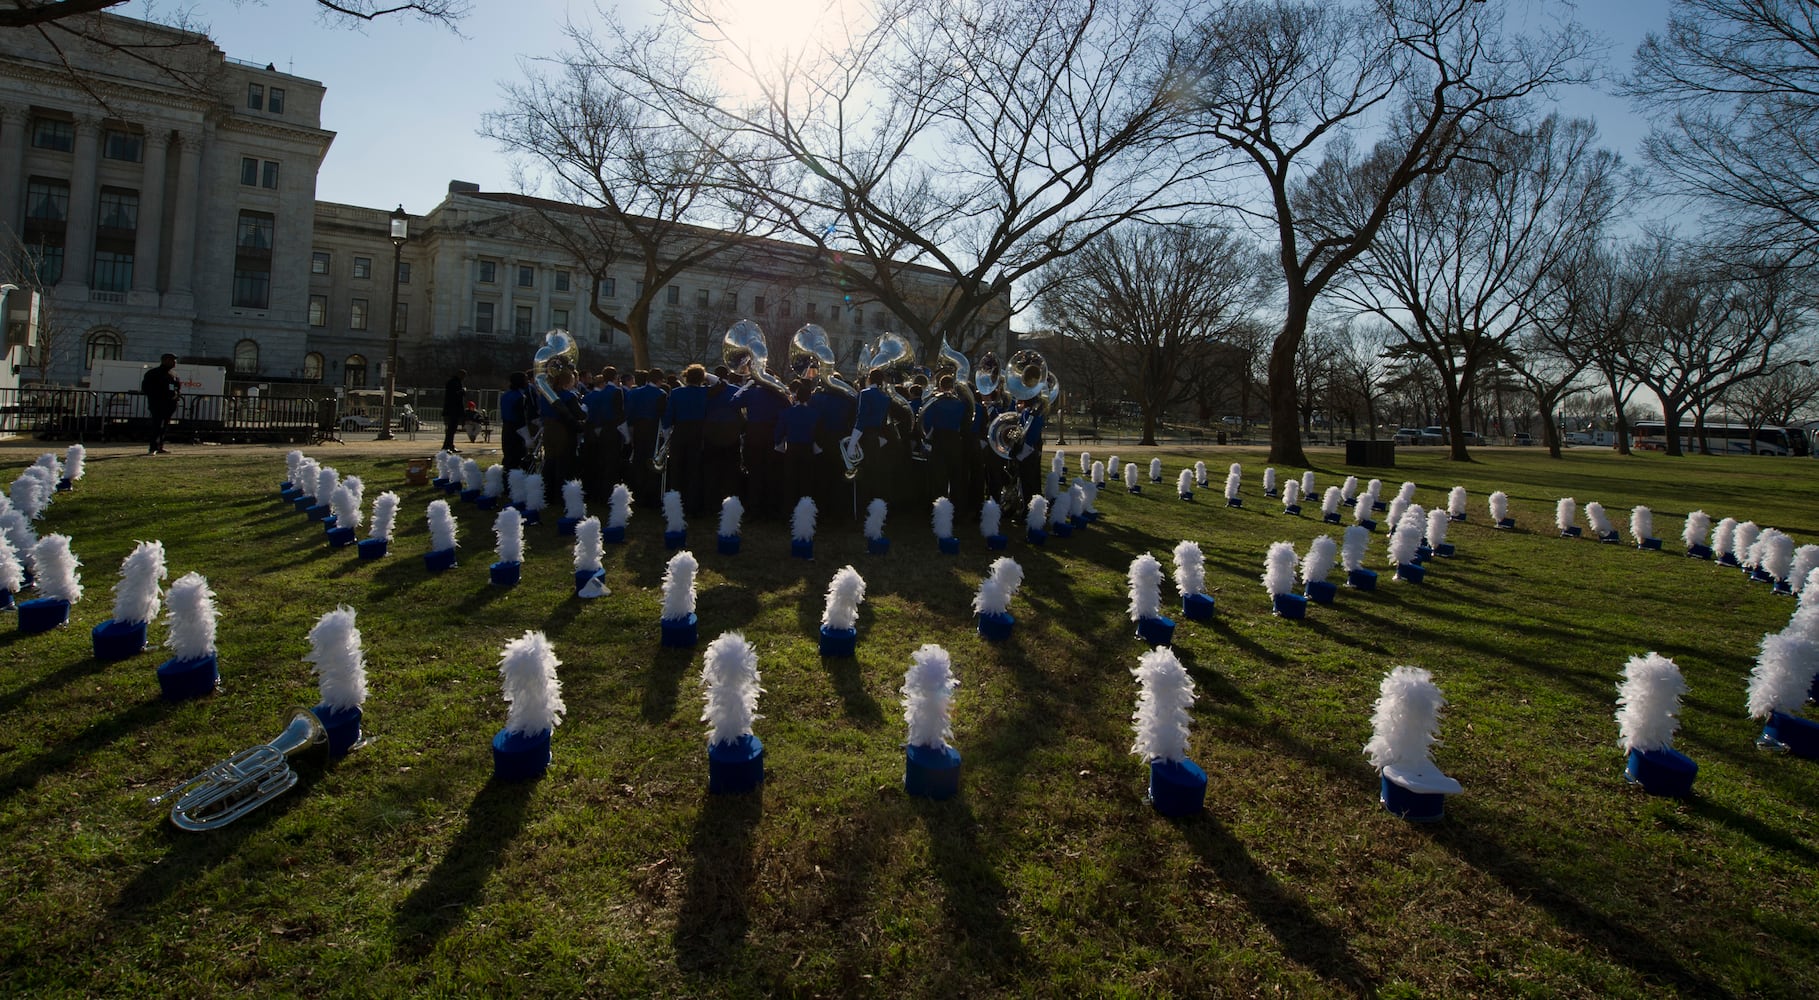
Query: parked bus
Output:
[[1631, 421, 1810, 456]]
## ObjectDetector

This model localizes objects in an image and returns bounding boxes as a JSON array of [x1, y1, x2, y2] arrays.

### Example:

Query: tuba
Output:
[[151, 708, 327, 831], [723, 319, 790, 398], [858, 332, 917, 415], [792, 324, 864, 478], [531, 328, 587, 437], [986, 349, 1057, 460]]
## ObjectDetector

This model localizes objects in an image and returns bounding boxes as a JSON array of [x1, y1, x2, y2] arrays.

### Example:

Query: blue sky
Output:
[[148, 0, 1674, 223]]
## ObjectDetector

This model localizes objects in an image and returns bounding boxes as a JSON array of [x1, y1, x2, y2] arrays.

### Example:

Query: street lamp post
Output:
[[376, 204, 409, 441]]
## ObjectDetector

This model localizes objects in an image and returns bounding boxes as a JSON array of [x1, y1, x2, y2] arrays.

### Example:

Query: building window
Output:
[[308, 294, 327, 327], [248, 83, 264, 110], [311, 250, 330, 275], [97, 188, 138, 232], [26, 245, 63, 285], [664, 316, 682, 349], [475, 301, 495, 333], [85, 331, 123, 369], [479, 260, 496, 283], [232, 269, 270, 309], [666, 285, 680, 306], [303, 352, 324, 381], [233, 211, 274, 309], [515, 305, 534, 336], [91, 251, 133, 293], [233, 339, 259, 375], [780, 299, 792, 317], [555, 270, 570, 292], [725, 292, 737, 311], [25, 177, 69, 222], [261, 160, 279, 189], [806, 301, 817, 319], [237, 212, 273, 251], [635, 280, 645, 298], [694, 320, 710, 348], [344, 354, 368, 388], [552, 308, 569, 329], [597, 276, 615, 298], [517, 264, 534, 288], [241, 157, 259, 186], [853, 307, 863, 328], [353, 256, 372, 279], [102, 130, 142, 162], [350, 298, 369, 331], [397, 261, 411, 284], [696, 288, 710, 307], [754, 295, 766, 313], [393, 301, 407, 333], [269, 88, 285, 114], [31, 118, 73, 152]]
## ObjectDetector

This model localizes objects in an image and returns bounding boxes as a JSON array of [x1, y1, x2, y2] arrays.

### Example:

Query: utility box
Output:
[[1346, 439, 1396, 468]]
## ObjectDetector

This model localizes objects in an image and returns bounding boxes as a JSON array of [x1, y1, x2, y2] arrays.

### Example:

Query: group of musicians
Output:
[[502, 350, 1051, 526]]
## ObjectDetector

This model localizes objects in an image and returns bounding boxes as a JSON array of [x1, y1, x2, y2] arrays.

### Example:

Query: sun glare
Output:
[[709, 0, 869, 77]]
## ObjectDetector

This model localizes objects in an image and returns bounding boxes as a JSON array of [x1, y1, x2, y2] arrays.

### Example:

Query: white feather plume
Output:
[[1178, 469, 1195, 495], [1366, 479, 1384, 502], [1734, 521, 1761, 564], [822, 564, 867, 630], [1352, 494, 1372, 524], [316, 467, 340, 506], [33, 534, 80, 603], [1172, 540, 1206, 597], [10, 475, 44, 520], [1387, 496, 1409, 532], [1130, 646, 1196, 764], [296, 457, 320, 499], [1388, 511, 1421, 566], [663, 490, 686, 533], [1091, 461, 1105, 486], [306, 605, 367, 712], [1081, 451, 1092, 475], [932, 497, 955, 540], [495, 507, 525, 563], [980, 498, 1002, 538], [1364, 666, 1448, 771], [1263, 467, 1277, 494], [1128, 553, 1163, 620], [791, 496, 817, 541], [1107, 455, 1121, 476], [1425, 508, 1449, 550], [1448, 486, 1466, 518], [1262, 541, 1297, 597], [1028, 495, 1049, 528], [1194, 460, 1208, 485], [64, 444, 85, 482], [1748, 629, 1819, 719], [1283, 480, 1302, 507], [0, 534, 22, 593], [164, 572, 218, 659], [1630, 506, 1653, 544], [461, 458, 482, 491], [573, 516, 603, 573], [1224, 467, 1242, 501], [864, 498, 888, 540], [719, 496, 745, 537], [1743, 525, 1770, 570], [523, 473, 546, 512], [1302, 471, 1316, 497], [1322, 486, 1343, 517], [427, 499, 458, 552], [35, 451, 62, 478], [972, 578, 1008, 615], [902, 643, 959, 750], [563, 480, 587, 520], [1302, 535, 1338, 584], [609, 484, 632, 529], [1342, 524, 1369, 572], [990, 556, 1024, 598], [499, 630, 566, 735], [1124, 463, 1140, 489], [2, 511, 37, 572], [1049, 490, 1071, 527], [508, 468, 529, 506], [700, 631, 762, 746], [1585, 501, 1613, 536], [1556, 497, 1577, 531], [1615, 652, 1686, 753], [1490, 490, 1509, 522], [1799, 568, 1819, 613], [370, 492, 400, 540], [1397, 481, 1417, 504], [287, 449, 305, 480], [661, 549, 699, 620], [1045, 469, 1061, 501], [330, 484, 362, 531], [1149, 457, 1162, 480], [1761, 528, 1795, 582], [1051, 451, 1065, 476], [483, 464, 505, 499], [111, 540, 166, 624], [1712, 517, 1738, 557], [1789, 545, 1819, 594], [1683, 510, 1711, 549]]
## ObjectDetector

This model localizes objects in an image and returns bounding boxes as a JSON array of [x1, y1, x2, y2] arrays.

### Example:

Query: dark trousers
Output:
[[741, 422, 780, 519], [629, 419, 662, 507], [668, 421, 708, 515], [441, 414, 461, 451], [148, 402, 176, 452], [580, 424, 625, 508]]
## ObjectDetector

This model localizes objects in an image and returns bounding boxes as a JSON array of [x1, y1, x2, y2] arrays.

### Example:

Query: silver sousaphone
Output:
[[723, 319, 791, 398], [986, 349, 1059, 461], [151, 708, 327, 831], [791, 323, 862, 477]]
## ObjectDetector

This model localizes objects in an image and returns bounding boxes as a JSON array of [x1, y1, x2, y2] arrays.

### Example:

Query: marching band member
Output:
[[776, 379, 822, 508], [662, 364, 713, 516], [500, 371, 532, 472], [1014, 367, 1047, 507], [919, 374, 971, 504], [625, 369, 667, 506], [702, 365, 744, 514], [581, 366, 627, 503], [733, 368, 789, 520], [853, 368, 898, 513]]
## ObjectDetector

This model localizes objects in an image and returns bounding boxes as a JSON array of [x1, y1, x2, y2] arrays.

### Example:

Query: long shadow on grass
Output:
[[0, 654, 113, 719], [1686, 795, 1819, 866], [0, 698, 177, 806], [1176, 812, 1377, 996], [673, 787, 762, 973], [642, 644, 700, 724], [391, 777, 536, 956], [911, 794, 1024, 982], [1422, 805, 1741, 1000]]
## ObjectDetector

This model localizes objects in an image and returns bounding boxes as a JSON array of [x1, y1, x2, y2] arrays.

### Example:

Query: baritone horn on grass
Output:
[[150, 708, 326, 831]]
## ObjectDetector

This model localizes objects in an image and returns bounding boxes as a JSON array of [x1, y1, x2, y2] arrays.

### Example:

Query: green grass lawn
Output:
[[0, 442, 1814, 998]]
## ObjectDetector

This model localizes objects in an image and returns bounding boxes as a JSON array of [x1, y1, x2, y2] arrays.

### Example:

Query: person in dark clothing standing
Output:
[[919, 375, 971, 504], [581, 366, 627, 503], [776, 380, 822, 509], [441, 370, 467, 452], [624, 369, 668, 507], [141, 354, 180, 454], [501, 371, 531, 472], [732, 371, 788, 519]]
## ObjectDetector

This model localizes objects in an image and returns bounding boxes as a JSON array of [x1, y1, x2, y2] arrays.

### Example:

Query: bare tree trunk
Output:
[[1140, 408, 1159, 447], [1267, 306, 1310, 467], [1446, 384, 1472, 462]]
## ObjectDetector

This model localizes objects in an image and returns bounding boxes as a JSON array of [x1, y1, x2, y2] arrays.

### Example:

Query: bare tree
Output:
[[1182, 0, 1592, 467], [1035, 222, 1269, 445], [617, 0, 1218, 362], [1627, 0, 1819, 268], [1326, 319, 1394, 441], [482, 26, 783, 370], [1722, 360, 1819, 448], [0, 1, 470, 30]]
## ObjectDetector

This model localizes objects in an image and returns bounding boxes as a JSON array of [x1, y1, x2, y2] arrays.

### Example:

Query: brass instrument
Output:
[[791, 324, 863, 478], [722, 319, 790, 398], [651, 426, 672, 474], [986, 349, 1057, 461], [531, 328, 581, 407], [151, 708, 326, 831]]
